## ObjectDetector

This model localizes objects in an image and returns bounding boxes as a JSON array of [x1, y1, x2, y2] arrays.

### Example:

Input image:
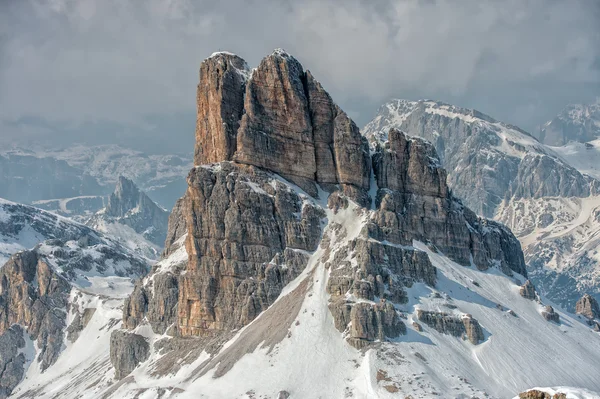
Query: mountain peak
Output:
[[537, 100, 600, 145]]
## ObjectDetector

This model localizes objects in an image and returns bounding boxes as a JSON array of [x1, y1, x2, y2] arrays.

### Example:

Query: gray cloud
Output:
[[1, 0, 599, 152]]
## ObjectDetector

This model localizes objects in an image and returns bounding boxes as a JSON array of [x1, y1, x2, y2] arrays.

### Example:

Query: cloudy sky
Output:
[[1, 0, 599, 153]]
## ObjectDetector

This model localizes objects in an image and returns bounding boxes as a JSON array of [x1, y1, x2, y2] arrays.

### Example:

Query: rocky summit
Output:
[[3, 50, 600, 399]]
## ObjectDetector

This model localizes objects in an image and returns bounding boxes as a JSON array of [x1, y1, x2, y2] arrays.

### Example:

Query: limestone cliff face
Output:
[[371, 129, 527, 275], [114, 50, 527, 376], [179, 163, 323, 335]]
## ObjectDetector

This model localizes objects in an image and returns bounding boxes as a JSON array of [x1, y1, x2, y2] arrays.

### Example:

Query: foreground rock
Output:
[[576, 294, 600, 320], [542, 306, 560, 323], [110, 331, 150, 380], [518, 389, 567, 399], [520, 280, 537, 300], [416, 310, 485, 345]]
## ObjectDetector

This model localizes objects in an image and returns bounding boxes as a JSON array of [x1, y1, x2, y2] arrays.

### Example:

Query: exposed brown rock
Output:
[[416, 310, 485, 345], [575, 293, 600, 319], [518, 389, 568, 399], [0, 250, 70, 371], [194, 49, 371, 203], [519, 280, 537, 300], [541, 305, 560, 323], [346, 301, 406, 349], [194, 52, 248, 165], [178, 163, 322, 336]]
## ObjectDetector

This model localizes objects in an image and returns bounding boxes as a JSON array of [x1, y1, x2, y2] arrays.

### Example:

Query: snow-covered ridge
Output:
[[363, 99, 544, 159]]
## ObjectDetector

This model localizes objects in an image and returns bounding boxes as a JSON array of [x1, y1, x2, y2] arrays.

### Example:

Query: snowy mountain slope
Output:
[[536, 99, 600, 146], [9, 189, 600, 399], [497, 196, 600, 309], [0, 197, 149, 284], [0, 197, 95, 265], [0, 199, 150, 398], [32, 195, 107, 220], [363, 99, 546, 159], [550, 138, 600, 180], [362, 99, 577, 218]]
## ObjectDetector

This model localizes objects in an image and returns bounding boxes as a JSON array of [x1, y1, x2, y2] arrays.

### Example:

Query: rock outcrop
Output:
[[541, 305, 560, 323], [370, 129, 527, 276], [0, 325, 27, 399], [0, 251, 70, 371], [518, 389, 568, 399], [66, 308, 96, 343], [179, 164, 323, 336], [416, 310, 485, 344], [575, 294, 600, 319], [519, 280, 537, 300], [110, 331, 150, 379]]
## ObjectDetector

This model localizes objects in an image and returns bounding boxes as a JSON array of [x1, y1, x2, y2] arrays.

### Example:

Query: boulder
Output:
[[541, 305, 560, 323], [110, 331, 150, 380], [519, 280, 537, 300], [575, 294, 600, 319]]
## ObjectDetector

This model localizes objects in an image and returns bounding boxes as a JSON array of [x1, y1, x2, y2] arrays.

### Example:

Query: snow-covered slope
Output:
[[9, 191, 600, 399], [497, 196, 600, 310], [536, 99, 600, 146], [550, 138, 600, 180], [0, 197, 94, 265], [85, 176, 170, 260]]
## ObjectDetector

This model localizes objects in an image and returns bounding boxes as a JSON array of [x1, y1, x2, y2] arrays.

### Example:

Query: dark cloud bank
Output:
[[1, 0, 599, 153]]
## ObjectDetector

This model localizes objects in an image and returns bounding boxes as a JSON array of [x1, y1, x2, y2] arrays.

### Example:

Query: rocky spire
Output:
[[194, 49, 371, 203], [104, 176, 169, 246], [113, 50, 527, 375]]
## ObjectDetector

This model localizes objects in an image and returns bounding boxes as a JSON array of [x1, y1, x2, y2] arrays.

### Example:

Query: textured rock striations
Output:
[[110, 330, 150, 380], [519, 280, 537, 300], [370, 129, 526, 275], [0, 251, 70, 372], [575, 294, 600, 320], [194, 49, 371, 204], [0, 325, 27, 399]]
